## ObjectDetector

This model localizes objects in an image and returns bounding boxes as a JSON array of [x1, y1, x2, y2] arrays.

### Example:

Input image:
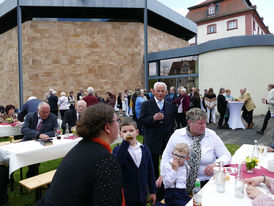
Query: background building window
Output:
[[208, 5, 215, 15], [227, 20, 237, 30], [149, 62, 157, 76], [207, 24, 216, 34]]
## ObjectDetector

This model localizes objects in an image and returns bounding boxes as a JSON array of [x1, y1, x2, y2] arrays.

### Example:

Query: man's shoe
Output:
[[256, 130, 264, 135]]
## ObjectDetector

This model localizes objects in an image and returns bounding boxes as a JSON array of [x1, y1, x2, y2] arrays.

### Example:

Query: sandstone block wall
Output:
[[0, 20, 187, 107]]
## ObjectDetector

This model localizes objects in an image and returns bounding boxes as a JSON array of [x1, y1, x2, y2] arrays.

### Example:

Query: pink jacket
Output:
[[253, 177, 274, 206]]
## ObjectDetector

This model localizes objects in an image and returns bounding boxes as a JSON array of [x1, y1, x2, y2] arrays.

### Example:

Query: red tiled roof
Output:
[[186, 0, 252, 23]]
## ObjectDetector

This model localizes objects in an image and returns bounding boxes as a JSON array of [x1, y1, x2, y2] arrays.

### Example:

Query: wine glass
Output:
[[55, 126, 62, 140], [159, 110, 164, 123]]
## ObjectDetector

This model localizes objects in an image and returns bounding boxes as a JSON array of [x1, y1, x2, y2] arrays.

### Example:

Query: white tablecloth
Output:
[[186, 144, 274, 206], [227, 101, 245, 130], [0, 137, 81, 176], [0, 123, 23, 137]]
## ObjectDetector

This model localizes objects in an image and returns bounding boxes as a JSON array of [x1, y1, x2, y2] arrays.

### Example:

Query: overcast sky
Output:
[[0, 0, 273, 33], [158, 0, 274, 33]]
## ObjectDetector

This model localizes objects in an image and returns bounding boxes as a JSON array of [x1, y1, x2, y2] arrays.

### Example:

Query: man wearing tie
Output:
[[21, 102, 58, 177], [139, 82, 174, 179], [62, 100, 87, 132]]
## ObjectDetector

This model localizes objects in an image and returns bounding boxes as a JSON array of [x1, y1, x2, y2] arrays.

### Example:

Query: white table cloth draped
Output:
[[0, 123, 23, 137], [0, 137, 81, 176], [227, 101, 245, 130], [186, 144, 274, 206]]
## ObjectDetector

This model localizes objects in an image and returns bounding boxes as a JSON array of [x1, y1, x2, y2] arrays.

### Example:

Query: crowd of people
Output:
[[0, 82, 274, 206]]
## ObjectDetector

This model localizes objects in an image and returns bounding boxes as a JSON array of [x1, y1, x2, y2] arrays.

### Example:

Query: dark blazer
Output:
[[113, 140, 156, 205], [37, 140, 123, 206], [217, 94, 227, 114], [21, 112, 58, 141], [62, 109, 77, 132], [139, 98, 174, 154], [48, 95, 58, 113], [18, 99, 42, 122]]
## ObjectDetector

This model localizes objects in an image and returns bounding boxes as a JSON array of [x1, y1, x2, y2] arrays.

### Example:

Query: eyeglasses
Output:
[[172, 152, 188, 159], [110, 118, 121, 124]]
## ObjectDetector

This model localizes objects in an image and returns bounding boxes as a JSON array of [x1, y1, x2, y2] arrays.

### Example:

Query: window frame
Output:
[[208, 5, 215, 15], [227, 19, 238, 31], [207, 24, 217, 34]]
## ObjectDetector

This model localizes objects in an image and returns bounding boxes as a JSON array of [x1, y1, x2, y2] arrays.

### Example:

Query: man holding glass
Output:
[[139, 82, 174, 179]]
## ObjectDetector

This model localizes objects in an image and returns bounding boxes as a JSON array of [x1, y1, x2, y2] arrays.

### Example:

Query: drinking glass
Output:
[[159, 110, 164, 123], [55, 127, 62, 140]]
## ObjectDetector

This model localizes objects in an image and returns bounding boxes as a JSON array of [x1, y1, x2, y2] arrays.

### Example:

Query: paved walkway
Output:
[[207, 115, 274, 146]]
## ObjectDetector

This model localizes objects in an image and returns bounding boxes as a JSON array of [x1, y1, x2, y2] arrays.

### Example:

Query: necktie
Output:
[[78, 114, 81, 121], [36, 120, 43, 132], [158, 101, 163, 110]]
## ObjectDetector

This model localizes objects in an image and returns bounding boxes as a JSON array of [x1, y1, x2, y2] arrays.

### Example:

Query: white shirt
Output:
[[160, 128, 231, 181], [58, 96, 69, 110], [36, 114, 43, 129], [128, 141, 142, 168], [162, 158, 189, 189], [154, 97, 164, 110]]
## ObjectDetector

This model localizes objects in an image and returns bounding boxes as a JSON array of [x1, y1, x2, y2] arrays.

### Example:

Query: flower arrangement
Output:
[[245, 156, 258, 171], [6, 118, 14, 124]]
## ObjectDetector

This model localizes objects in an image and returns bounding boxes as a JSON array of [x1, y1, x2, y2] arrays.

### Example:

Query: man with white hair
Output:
[[18, 96, 42, 121], [62, 100, 87, 133], [139, 82, 174, 179], [82, 87, 98, 107], [239, 88, 256, 129], [21, 102, 58, 177]]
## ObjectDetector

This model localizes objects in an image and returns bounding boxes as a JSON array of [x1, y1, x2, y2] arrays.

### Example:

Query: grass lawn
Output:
[[1, 136, 240, 206]]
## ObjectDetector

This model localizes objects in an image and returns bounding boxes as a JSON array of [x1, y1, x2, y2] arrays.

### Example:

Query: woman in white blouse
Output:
[[58, 92, 69, 121], [157, 108, 231, 193]]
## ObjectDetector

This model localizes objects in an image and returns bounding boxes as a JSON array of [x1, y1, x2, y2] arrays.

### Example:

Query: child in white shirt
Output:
[[162, 143, 191, 206]]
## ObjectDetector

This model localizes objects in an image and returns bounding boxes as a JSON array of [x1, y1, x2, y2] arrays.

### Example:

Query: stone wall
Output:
[[0, 20, 187, 107]]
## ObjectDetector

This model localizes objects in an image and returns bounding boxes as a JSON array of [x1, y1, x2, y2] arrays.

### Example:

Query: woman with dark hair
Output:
[[37, 104, 124, 206], [117, 92, 123, 116], [190, 91, 201, 109], [0, 104, 18, 123], [106, 91, 116, 108]]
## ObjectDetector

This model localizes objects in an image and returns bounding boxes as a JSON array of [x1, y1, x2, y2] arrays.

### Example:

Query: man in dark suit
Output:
[[21, 102, 58, 177], [62, 100, 87, 132], [217, 88, 228, 129], [139, 82, 174, 179], [48, 91, 58, 116], [18, 96, 42, 122]]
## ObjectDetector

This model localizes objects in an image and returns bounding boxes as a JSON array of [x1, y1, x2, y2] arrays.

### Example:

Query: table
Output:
[[186, 144, 274, 206], [227, 101, 245, 130], [0, 122, 23, 137], [0, 136, 81, 176]]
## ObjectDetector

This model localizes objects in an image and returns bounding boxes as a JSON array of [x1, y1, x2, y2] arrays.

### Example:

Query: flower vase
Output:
[[246, 168, 254, 173]]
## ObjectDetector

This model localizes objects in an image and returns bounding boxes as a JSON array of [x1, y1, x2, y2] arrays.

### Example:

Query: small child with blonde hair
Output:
[[162, 143, 191, 206]]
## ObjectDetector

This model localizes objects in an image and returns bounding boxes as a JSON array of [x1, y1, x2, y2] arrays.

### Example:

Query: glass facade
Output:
[[148, 56, 198, 92]]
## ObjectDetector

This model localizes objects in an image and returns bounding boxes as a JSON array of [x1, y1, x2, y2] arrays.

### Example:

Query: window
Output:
[[208, 5, 215, 15], [207, 24, 216, 34], [149, 62, 157, 76], [227, 20, 238, 30]]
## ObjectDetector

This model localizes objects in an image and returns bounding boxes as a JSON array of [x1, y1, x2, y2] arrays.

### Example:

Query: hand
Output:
[[267, 146, 274, 152], [171, 158, 179, 171], [246, 185, 263, 199], [155, 176, 163, 188], [262, 98, 266, 104], [147, 194, 156, 205], [39, 134, 50, 141], [153, 113, 164, 121], [245, 176, 264, 186], [203, 163, 216, 176]]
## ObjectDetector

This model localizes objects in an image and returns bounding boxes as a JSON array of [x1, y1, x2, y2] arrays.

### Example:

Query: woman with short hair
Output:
[[58, 92, 69, 120], [0, 104, 18, 123]]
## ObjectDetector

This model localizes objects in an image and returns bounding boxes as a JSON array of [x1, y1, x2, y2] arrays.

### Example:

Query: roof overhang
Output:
[[0, 0, 196, 40]]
